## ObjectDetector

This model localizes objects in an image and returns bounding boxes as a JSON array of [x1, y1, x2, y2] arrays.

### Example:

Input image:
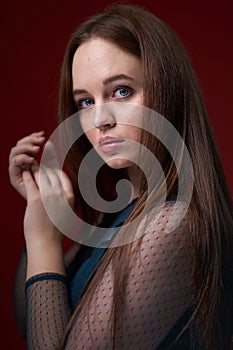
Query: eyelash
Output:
[[113, 86, 133, 99], [76, 85, 133, 110], [76, 98, 94, 110]]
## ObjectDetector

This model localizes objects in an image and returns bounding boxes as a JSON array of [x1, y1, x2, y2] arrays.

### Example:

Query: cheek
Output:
[[85, 130, 97, 147], [125, 126, 142, 142]]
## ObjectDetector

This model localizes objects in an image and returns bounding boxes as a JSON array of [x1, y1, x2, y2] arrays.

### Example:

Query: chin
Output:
[[105, 158, 134, 169]]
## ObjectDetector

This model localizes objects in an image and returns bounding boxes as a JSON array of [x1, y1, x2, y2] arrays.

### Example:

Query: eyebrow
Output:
[[72, 74, 135, 96]]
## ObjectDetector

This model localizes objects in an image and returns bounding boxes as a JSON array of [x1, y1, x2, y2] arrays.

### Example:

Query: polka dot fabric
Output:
[[65, 201, 193, 349], [23, 201, 193, 349], [26, 275, 71, 349]]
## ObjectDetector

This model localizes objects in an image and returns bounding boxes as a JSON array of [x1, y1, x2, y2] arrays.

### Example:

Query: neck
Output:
[[127, 165, 141, 201]]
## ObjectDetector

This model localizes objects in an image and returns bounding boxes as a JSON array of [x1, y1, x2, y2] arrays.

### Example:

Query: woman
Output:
[[9, 4, 233, 349]]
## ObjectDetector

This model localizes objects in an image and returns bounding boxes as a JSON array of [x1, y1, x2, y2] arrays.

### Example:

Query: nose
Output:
[[94, 104, 116, 130]]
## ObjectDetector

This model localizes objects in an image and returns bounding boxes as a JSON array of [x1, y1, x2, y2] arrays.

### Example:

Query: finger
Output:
[[41, 140, 60, 170], [9, 155, 35, 185], [39, 167, 73, 200], [39, 141, 63, 187], [60, 171, 74, 196], [10, 154, 35, 168], [31, 161, 40, 185], [39, 164, 61, 188], [9, 154, 37, 184], [22, 170, 39, 201], [9, 143, 41, 162], [10, 133, 45, 163], [16, 131, 45, 147], [60, 171, 75, 205], [34, 162, 61, 192]]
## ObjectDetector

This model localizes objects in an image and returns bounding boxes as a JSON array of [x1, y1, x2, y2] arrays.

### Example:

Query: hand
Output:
[[9, 131, 46, 200], [23, 141, 75, 246]]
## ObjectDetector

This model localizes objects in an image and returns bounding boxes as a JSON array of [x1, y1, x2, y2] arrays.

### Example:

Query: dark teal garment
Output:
[[69, 200, 136, 307]]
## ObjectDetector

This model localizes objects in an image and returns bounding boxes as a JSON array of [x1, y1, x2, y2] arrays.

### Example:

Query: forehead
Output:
[[72, 38, 142, 87]]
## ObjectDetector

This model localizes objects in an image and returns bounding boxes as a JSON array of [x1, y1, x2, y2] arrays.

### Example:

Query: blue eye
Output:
[[77, 98, 94, 110], [113, 86, 133, 99]]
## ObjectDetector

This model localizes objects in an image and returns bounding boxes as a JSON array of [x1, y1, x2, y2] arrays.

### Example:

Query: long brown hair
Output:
[[58, 4, 233, 349]]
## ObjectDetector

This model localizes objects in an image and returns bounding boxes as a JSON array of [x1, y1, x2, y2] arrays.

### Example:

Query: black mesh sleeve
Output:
[[13, 243, 80, 340], [25, 273, 72, 349]]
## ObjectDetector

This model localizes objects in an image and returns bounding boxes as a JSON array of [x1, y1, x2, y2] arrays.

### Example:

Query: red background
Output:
[[1, 1, 232, 349]]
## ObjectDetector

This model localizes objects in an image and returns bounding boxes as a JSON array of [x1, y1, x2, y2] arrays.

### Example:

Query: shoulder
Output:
[[139, 198, 190, 242], [132, 199, 192, 271]]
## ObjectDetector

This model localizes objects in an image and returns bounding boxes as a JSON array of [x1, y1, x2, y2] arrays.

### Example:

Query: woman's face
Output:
[[72, 38, 144, 169]]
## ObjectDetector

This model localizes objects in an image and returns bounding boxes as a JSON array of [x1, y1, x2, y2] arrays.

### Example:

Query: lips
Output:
[[99, 136, 125, 153]]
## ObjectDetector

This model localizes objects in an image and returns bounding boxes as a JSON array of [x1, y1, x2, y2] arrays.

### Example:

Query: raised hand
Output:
[[16, 139, 75, 279], [9, 131, 46, 199], [23, 141, 75, 246]]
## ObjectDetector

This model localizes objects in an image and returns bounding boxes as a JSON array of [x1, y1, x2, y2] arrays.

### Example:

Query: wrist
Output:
[[26, 239, 65, 280], [24, 228, 64, 247], [25, 234, 63, 249]]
